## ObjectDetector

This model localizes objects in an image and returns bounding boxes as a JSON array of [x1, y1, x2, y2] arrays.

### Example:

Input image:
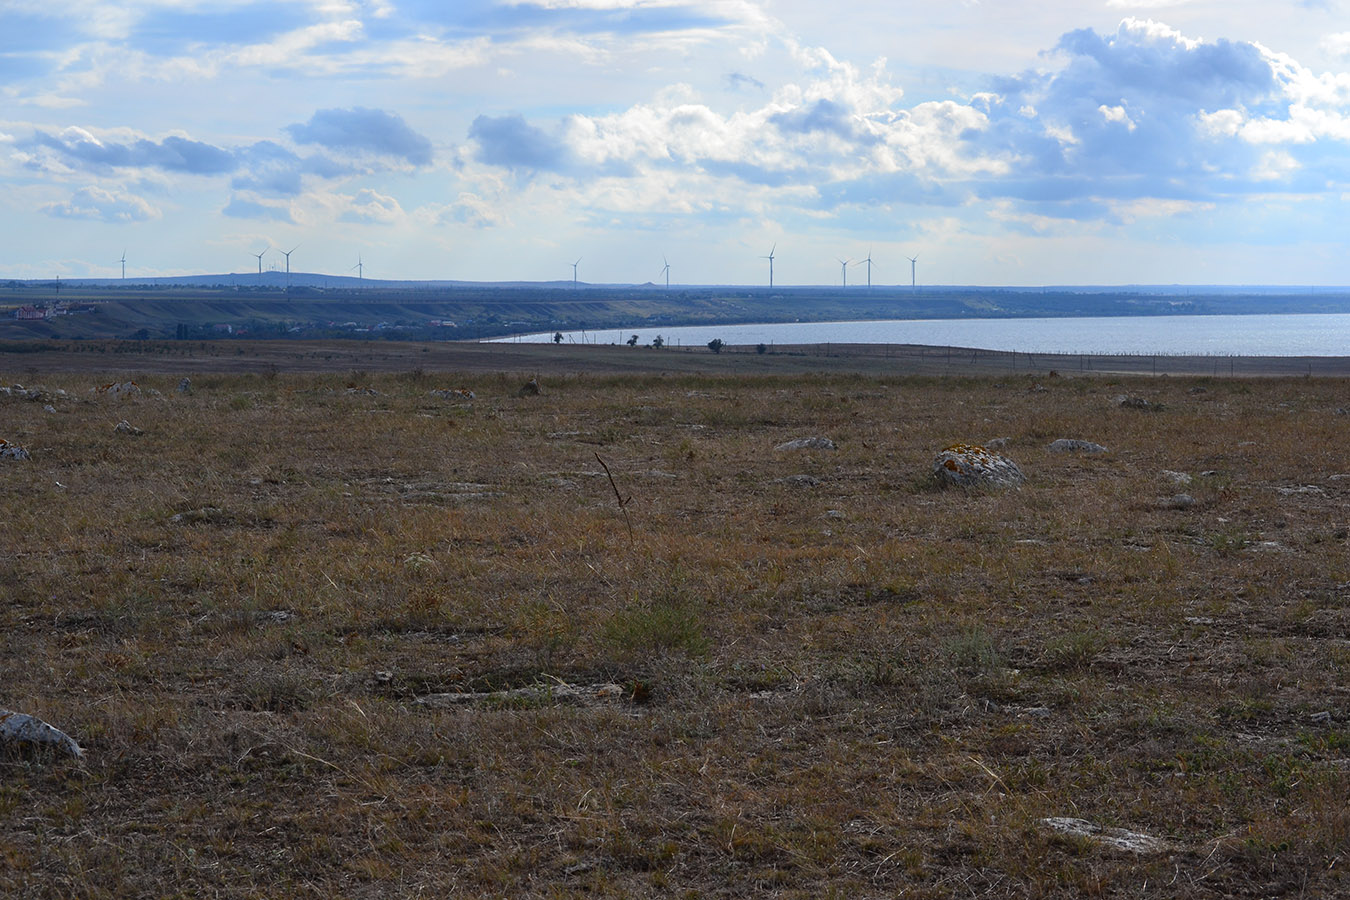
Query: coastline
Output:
[[3, 338, 1349, 377]]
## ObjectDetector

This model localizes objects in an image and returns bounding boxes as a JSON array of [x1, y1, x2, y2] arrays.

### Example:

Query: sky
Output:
[[4, 0, 1350, 287]]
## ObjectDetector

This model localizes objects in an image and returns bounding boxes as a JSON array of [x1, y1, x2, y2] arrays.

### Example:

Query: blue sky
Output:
[[4, 0, 1350, 286]]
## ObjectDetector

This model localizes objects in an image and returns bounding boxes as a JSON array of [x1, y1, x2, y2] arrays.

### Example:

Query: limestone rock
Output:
[[933, 443, 1025, 488], [1040, 817, 1172, 854], [96, 381, 141, 399], [1, 438, 30, 460], [113, 420, 143, 436], [417, 681, 627, 708], [430, 388, 475, 401], [1047, 439, 1108, 454], [0, 709, 83, 759], [1114, 394, 1162, 411], [775, 437, 836, 451]]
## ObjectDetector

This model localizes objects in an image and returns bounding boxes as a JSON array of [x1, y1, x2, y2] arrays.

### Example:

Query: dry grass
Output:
[[2, 368, 1349, 897]]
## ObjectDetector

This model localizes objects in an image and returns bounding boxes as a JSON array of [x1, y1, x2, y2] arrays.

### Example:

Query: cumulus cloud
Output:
[[285, 107, 434, 165], [470, 114, 573, 172], [458, 17, 1350, 228], [223, 194, 295, 222], [28, 128, 236, 176], [339, 188, 404, 224], [42, 185, 159, 221]]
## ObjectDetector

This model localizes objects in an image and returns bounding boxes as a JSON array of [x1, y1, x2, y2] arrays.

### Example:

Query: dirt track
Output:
[[2, 338, 1348, 377]]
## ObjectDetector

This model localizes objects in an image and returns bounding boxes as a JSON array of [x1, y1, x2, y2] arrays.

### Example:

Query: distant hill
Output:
[[4, 277, 1350, 343]]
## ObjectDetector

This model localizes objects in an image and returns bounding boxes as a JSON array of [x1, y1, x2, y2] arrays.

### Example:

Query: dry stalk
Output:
[[594, 452, 634, 546]]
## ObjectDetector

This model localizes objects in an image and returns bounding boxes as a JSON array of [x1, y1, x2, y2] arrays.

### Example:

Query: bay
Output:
[[494, 313, 1350, 357]]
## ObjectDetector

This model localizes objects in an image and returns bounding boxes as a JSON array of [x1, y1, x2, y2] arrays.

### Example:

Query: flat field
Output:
[[2, 362, 1349, 897]]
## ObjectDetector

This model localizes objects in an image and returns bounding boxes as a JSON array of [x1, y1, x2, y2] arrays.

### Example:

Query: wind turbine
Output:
[[279, 244, 299, 289], [761, 243, 776, 287], [836, 257, 852, 288], [571, 257, 582, 289], [352, 256, 364, 281], [253, 247, 268, 277], [661, 255, 671, 289], [860, 249, 875, 288], [908, 254, 919, 289], [120, 250, 126, 280]]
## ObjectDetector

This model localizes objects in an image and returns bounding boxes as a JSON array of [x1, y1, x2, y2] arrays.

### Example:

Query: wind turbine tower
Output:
[[253, 247, 267, 278], [280, 245, 299, 289], [352, 256, 364, 281], [908, 255, 919, 290], [661, 255, 671, 289], [836, 257, 851, 288], [571, 257, 582, 289], [861, 250, 874, 288], [761, 244, 776, 288], [120, 250, 126, 280]]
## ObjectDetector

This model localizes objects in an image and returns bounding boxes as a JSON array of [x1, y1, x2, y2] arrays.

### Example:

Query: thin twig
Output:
[[594, 452, 634, 545]]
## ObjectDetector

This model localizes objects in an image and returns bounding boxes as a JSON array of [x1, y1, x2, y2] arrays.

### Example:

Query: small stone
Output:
[[985, 436, 1012, 450], [1047, 439, 1107, 454], [1310, 711, 1334, 724], [1040, 817, 1172, 854], [0, 439, 30, 460], [1114, 394, 1162, 411], [1161, 470, 1193, 486], [775, 437, 836, 451], [176, 378, 192, 394], [517, 377, 541, 397], [113, 420, 143, 436], [1160, 493, 1195, 509]]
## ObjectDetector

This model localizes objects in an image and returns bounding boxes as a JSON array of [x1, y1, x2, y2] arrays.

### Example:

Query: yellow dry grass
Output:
[[2, 368, 1348, 897]]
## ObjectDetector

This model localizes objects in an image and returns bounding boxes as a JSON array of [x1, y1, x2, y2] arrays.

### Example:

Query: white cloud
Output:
[[42, 185, 159, 221]]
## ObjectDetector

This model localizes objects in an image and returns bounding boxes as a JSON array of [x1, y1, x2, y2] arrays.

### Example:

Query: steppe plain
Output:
[[2, 340, 1348, 897]]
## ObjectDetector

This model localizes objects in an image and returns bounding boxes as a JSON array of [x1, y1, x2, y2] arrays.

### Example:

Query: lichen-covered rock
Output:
[[933, 443, 1025, 488], [775, 437, 836, 451], [0, 709, 83, 758], [95, 381, 141, 399], [1114, 394, 1162, 411], [0, 438, 30, 460], [1048, 438, 1108, 454]]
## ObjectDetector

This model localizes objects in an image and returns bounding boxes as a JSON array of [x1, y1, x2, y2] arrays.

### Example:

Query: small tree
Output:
[[756, 343, 768, 355], [651, 335, 665, 349], [627, 334, 639, 347], [552, 332, 563, 344], [707, 338, 724, 354]]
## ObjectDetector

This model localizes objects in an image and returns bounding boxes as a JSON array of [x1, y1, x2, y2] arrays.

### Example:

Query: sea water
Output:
[[495, 313, 1350, 357]]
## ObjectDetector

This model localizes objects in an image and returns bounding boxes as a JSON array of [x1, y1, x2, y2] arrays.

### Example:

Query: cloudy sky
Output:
[[4, 0, 1350, 286]]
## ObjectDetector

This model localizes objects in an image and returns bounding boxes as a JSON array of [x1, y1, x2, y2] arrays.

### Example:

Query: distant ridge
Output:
[[8, 272, 1348, 295]]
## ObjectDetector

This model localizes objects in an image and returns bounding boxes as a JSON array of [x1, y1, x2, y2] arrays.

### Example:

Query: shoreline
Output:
[[2, 338, 1348, 377]]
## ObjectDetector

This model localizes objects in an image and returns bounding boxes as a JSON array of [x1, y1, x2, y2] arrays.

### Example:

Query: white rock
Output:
[[933, 443, 1025, 488], [0, 709, 83, 759], [1040, 817, 1172, 854], [1047, 439, 1108, 454], [775, 437, 836, 451]]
